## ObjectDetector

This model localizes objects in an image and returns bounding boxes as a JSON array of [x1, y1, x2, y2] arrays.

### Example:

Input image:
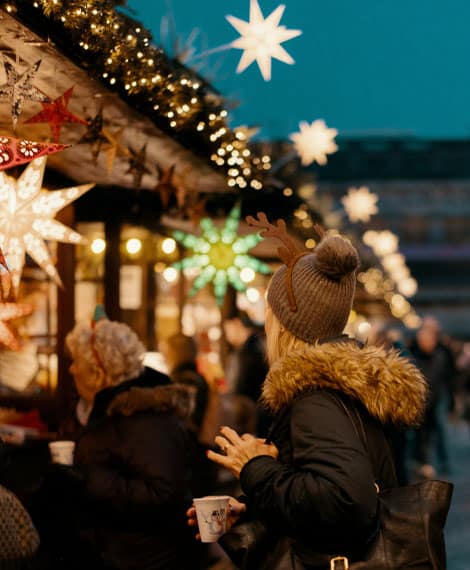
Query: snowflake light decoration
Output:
[[172, 204, 270, 305], [0, 156, 94, 290], [226, 0, 302, 81], [342, 186, 379, 223], [290, 119, 338, 166]]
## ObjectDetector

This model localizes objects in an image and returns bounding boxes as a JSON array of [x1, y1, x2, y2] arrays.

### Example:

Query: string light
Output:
[[17, 0, 268, 190], [126, 238, 142, 255]]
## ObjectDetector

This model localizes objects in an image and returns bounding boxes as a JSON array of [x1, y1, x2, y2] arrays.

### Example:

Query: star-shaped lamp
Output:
[[154, 164, 185, 210], [0, 57, 49, 129], [342, 186, 379, 223], [226, 0, 302, 81], [172, 204, 270, 305], [0, 302, 34, 351], [24, 86, 88, 142], [126, 144, 151, 188], [290, 119, 338, 166], [0, 156, 94, 290], [0, 136, 69, 171]]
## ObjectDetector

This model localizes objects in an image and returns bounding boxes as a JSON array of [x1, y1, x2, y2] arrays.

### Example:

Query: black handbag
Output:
[[218, 519, 293, 570], [333, 395, 454, 570]]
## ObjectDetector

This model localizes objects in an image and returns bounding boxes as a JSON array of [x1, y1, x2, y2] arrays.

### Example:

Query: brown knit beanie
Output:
[[267, 235, 359, 343]]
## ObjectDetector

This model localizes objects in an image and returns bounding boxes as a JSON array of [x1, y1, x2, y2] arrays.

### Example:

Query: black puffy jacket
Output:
[[238, 339, 427, 567], [73, 369, 199, 570]]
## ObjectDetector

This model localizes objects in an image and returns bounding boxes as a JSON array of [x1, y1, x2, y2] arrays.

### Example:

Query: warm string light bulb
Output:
[[27, 0, 268, 190]]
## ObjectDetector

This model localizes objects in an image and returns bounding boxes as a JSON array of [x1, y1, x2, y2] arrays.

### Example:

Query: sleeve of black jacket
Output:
[[239, 392, 378, 536], [76, 414, 189, 522]]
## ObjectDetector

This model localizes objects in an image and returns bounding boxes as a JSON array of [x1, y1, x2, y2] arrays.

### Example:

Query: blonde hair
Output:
[[66, 319, 145, 387], [266, 305, 311, 366]]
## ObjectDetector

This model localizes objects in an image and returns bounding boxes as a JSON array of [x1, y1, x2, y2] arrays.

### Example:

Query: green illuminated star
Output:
[[172, 204, 271, 305]]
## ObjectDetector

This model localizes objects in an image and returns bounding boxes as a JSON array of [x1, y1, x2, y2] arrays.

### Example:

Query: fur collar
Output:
[[106, 384, 195, 421], [262, 341, 427, 426]]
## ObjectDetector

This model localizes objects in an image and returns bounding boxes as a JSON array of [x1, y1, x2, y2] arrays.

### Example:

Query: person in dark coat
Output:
[[161, 333, 220, 499], [188, 224, 427, 569], [36, 308, 199, 570], [409, 317, 456, 477], [224, 311, 271, 437]]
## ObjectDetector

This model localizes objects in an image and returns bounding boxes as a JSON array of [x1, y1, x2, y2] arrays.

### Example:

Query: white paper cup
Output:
[[193, 495, 231, 543], [49, 441, 75, 465]]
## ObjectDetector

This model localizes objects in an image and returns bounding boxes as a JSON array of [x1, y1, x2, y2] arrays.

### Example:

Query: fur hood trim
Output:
[[262, 341, 427, 426], [106, 384, 195, 420]]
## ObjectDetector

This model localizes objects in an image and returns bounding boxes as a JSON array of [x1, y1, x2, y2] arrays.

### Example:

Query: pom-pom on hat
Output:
[[246, 213, 359, 343]]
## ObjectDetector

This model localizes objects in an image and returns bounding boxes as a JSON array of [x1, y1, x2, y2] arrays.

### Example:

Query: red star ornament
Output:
[[24, 86, 88, 142], [0, 135, 69, 171]]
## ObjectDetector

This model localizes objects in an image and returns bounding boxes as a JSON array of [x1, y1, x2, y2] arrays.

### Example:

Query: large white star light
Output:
[[342, 186, 379, 223], [0, 156, 94, 290], [172, 204, 271, 305], [226, 0, 302, 81], [290, 119, 338, 166]]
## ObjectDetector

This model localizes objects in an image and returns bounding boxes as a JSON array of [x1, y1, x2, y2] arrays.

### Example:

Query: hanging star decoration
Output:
[[226, 0, 302, 81], [172, 204, 270, 305], [290, 119, 338, 166], [126, 143, 151, 188], [0, 57, 50, 129], [101, 127, 129, 173], [0, 136, 69, 171], [342, 186, 379, 223], [185, 195, 208, 227], [0, 156, 94, 291], [154, 164, 186, 210], [24, 86, 88, 143], [0, 302, 34, 351], [78, 107, 108, 163]]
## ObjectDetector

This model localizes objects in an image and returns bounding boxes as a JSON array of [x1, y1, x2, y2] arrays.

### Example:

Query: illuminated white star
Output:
[[290, 120, 338, 166], [0, 156, 93, 290], [342, 186, 379, 223], [226, 0, 302, 81]]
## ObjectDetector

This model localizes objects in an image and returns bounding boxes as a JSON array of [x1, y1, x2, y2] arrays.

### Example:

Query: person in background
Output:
[[409, 316, 456, 478], [36, 306, 200, 570], [223, 310, 271, 436], [162, 333, 221, 497], [188, 223, 427, 568]]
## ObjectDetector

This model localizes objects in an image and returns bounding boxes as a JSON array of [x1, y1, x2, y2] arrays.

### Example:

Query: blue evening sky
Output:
[[127, 0, 470, 141]]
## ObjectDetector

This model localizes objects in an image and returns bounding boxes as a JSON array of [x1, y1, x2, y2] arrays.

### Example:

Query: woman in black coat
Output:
[[189, 224, 427, 569], [38, 309, 199, 570]]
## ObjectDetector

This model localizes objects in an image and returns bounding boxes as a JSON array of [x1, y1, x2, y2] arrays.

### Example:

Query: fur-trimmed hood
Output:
[[106, 384, 196, 421], [262, 340, 427, 426]]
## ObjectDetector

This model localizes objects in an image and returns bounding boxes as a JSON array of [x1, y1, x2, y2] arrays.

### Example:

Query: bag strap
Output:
[[326, 391, 395, 486]]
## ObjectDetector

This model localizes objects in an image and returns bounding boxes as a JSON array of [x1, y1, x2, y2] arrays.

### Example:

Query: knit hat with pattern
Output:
[[267, 234, 359, 343]]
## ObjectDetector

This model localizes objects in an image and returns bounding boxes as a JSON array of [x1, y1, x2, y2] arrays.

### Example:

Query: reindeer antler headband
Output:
[[246, 212, 325, 312]]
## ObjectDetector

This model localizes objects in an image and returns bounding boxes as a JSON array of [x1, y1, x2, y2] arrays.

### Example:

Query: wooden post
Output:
[[56, 204, 76, 427], [104, 218, 121, 321]]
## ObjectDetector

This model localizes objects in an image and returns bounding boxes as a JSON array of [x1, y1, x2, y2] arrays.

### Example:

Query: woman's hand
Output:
[[186, 497, 247, 540], [207, 426, 279, 479]]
